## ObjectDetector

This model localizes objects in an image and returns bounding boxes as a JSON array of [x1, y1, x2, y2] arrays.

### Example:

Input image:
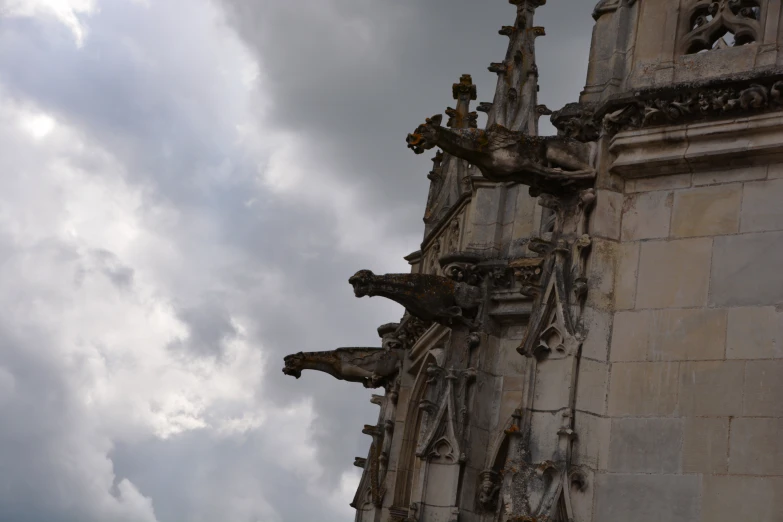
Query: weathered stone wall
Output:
[[584, 0, 783, 103], [329, 2, 783, 520], [577, 147, 783, 520]]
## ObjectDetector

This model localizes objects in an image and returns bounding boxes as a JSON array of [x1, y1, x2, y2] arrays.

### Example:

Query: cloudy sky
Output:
[[0, 1, 594, 521]]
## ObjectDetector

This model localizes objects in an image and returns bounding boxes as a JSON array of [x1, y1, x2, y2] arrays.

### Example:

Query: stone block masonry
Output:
[[282, 1, 783, 520]]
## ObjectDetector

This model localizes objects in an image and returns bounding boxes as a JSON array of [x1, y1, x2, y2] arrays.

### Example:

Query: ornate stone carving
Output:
[[439, 252, 484, 287], [551, 102, 601, 142], [604, 79, 783, 133], [680, 0, 763, 54], [395, 312, 433, 351], [496, 411, 581, 522], [492, 188, 594, 522], [407, 115, 595, 197], [477, 470, 501, 511], [518, 189, 594, 359], [510, 257, 545, 297], [349, 270, 482, 328], [282, 347, 402, 388], [415, 364, 476, 461], [489, 264, 515, 290], [552, 76, 783, 139]]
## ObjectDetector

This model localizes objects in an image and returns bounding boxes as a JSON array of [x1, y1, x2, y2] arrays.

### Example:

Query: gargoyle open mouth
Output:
[[348, 270, 375, 298], [351, 282, 370, 297], [282, 367, 302, 379]]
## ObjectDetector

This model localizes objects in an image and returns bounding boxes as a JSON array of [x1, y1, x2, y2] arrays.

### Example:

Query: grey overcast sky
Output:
[[0, 1, 594, 521]]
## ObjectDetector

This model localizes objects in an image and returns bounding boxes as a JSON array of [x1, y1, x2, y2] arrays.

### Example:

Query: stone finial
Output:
[[446, 74, 478, 129]]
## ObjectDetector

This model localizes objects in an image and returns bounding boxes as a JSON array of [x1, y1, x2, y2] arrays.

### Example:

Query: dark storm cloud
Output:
[[220, 0, 595, 219], [0, 1, 595, 521], [212, 0, 596, 480]]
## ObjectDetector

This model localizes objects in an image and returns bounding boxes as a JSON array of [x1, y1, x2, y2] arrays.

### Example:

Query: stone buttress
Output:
[[283, 0, 783, 521]]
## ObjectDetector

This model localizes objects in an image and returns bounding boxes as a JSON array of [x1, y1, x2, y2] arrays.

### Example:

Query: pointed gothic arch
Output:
[[391, 350, 443, 511]]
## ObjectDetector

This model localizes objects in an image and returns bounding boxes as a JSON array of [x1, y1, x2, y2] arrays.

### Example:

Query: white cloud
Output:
[[0, 0, 440, 519], [0, 88, 283, 520], [19, 111, 56, 139], [3, 0, 98, 46]]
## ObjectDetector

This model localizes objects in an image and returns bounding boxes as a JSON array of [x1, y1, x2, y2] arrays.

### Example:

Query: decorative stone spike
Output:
[[488, 62, 507, 74], [362, 424, 383, 437], [499, 25, 516, 36], [427, 150, 444, 182], [354, 457, 367, 469], [477, 102, 493, 113]]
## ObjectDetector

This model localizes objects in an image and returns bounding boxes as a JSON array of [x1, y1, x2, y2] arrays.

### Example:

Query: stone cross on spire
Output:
[[486, 0, 547, 135], [446, 74, 478, 129]]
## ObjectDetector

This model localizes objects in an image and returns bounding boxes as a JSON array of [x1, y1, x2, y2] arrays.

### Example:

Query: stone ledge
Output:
[[609, 112, 783, 178]]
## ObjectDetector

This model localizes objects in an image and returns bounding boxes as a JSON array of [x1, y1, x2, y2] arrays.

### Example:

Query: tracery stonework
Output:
[[281, 0, 783, 520]]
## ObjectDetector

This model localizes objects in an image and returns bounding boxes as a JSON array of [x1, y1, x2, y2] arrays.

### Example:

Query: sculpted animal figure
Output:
[[406, 115, 595, 196], [282, 347, 401, 388], [348, 270, 482, 328]]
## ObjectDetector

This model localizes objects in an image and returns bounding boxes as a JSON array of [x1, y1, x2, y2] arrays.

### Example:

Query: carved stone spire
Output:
[[423, 76, 476, 236], [486, 0, 547, 135]]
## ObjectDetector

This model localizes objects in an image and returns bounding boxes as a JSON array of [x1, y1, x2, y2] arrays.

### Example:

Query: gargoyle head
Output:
[[282, 352, 305, 379], [406, 114, 443, 154], [349, 270, 378, 298]]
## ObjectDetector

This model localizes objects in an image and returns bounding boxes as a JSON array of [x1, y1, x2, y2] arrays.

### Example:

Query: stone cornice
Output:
[[609, 111, 783, 177], [553, 69, 783, 142]]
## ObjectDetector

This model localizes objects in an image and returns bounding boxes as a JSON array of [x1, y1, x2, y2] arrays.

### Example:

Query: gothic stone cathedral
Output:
[[282, 1, 783, 520]]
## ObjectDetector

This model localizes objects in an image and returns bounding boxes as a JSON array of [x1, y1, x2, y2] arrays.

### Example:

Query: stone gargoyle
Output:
[[406, 114, 595, 196], [348, 270, 482, 328], [282, 347, 401, 388]]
